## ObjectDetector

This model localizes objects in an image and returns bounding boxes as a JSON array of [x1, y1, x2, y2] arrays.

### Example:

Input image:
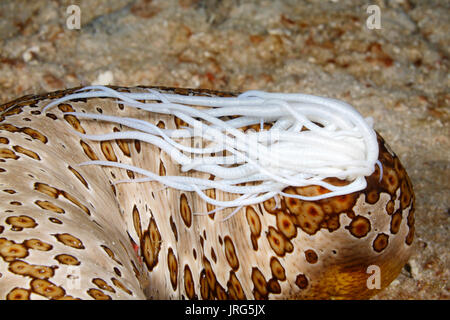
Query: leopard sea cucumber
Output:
[[0, 86, 415, 300]]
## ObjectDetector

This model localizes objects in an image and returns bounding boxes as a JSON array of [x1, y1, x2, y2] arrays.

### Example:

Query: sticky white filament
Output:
[[44, 86, 379, 210]]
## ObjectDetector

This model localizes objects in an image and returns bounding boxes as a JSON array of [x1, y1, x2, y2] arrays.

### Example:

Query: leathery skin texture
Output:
[[0, 86, 414, 300]]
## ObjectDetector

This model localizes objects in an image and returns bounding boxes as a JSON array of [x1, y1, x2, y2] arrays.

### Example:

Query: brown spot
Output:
[[6, 215, 37, 230], [134, 139, 141, 153], [267, 226, 285, 257], [224, 236, 240, 271], [276, 211, 297, 239], [284, 238, 294, 254], [167, 248, 178, 291], [227, 271, 246, 299], [0, 123, 20, 133], [267, 278, 281, 294], [246, 206, 261, 238], [289, 200, 325, 235], [49, 217, 63, 224], [156, 121, 165, 129], [203, 257, 216, 292], [304, 249, 318, 264], [0, 137, 9, 144], [308, 200, 330, 216], [210, 247, 217, 263], [55, 254, 80, 266], [366, 190, 380, 204], [407, 205, 415, 228], [270, 257, 286, 281], [63, 114, 86, 134], [295, 274, 308, 289], [10, 201, 22, 206], [141, 218, 161, 271], [250, 234, 258, 251], [101, 245, 123, 266], [46, 113, 57, 120], [55, 295, 81, 300], [100, 141, 117, 162], [7, 288, 30, 300], [251, 267, 268, 299], [324, 213, 341, 232], [2, 106, 23, 117], [263, 197, 279, 214], [390, 211, 402, 234], [126, 169, 135, 179], [373, 233, 389, 252], [386, 200, 395, 215], [21, 127, 48, 144], [383, 167, 399, 195], [28, 264, 55, 279], [11, 145, 40, 160], [169, 215, 178, 241], [184, 264, 196, 299], [24, 239, 53, 251], [31, 279, 65, 299], [400, 179, 412, 210], [175, 116, 188, 129], [92, 278, 116, 293], [205, 188, 216, 219], [111, 277, 133, 295], [284, 238, 294, 253], [0, 148, 19, 160], [394, 157, 405, 180], [87, 288, 111, 300], [34, 182, 59, 198], [57, 103, 74, 113], [215, 283, 228, 300], [61, 191, 91, 216], [8, 260, 32, 277], [405, 225, 414, 245], [159, 160, 166, 176], [113, 128, 132, 157], [80, 140, 99, 160], [35, 200, 65, 214], [54, 233, 85, 249], [132, 205, 142, 240], [68, 166, 89, 189], [199, 270, 210, 299], [180, 193, 192, 228], [346, 215, 371, 238], [293, 183, 331, 198], [2, 189, 16, 194]]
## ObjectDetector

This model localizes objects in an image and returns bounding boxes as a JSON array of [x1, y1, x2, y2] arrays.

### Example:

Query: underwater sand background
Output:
[[0, 0, 448, 299]]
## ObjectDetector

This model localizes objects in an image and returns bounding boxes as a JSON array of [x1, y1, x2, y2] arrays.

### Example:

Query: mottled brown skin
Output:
[[0, 86, 415, 300]]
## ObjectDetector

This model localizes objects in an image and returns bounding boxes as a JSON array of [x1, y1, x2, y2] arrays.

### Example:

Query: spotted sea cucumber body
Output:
[[0, 86, 415, 300]]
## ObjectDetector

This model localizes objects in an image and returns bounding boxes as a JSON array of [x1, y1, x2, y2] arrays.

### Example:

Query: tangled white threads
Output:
[[44, 86, 379, 214]]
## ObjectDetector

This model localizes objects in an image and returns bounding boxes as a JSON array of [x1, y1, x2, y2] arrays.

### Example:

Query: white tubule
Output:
[[44, 86, 380, 209]]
